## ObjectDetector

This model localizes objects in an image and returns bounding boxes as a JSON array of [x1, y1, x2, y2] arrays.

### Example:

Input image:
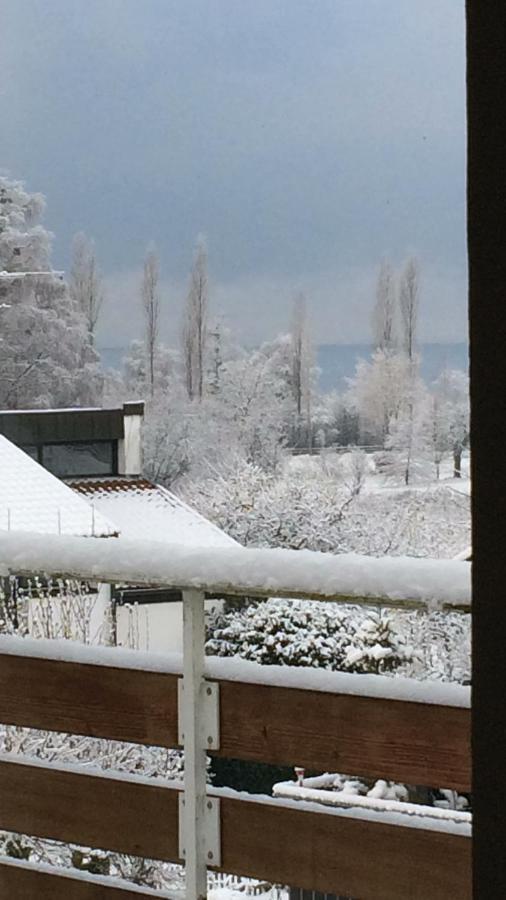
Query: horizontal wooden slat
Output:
[[0, 652, 471, 790], [218, 680, 471, 791], [220, 795, 471, 900], [0, 759, 470, 899], [0, 860, 165, 899], [0, 760, 179, 862], [0, 653, 179, 747]]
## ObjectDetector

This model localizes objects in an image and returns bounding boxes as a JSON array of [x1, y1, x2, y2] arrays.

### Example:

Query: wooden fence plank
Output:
[[0, 760, 179, 862], [220, 796, 472, 900], [0, 860, 166, 899], [218, 680, 471, 791], [0, 759, 471, 899], [0, 653, 470, 790], [0, 654, 179, 747]]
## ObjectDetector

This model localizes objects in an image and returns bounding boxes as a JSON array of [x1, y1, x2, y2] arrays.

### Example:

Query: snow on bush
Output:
[[206, 599, 413, 675]]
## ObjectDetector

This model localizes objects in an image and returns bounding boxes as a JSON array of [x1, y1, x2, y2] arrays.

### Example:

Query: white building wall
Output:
[[116, 600, 221, 654], [117, 402, 144, 476]]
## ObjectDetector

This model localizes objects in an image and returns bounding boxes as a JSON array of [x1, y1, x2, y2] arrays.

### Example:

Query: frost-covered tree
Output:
[[182, 237, 208, 400], [397, 258, 422, 482], [348, 349, 411, 445], [399, 257, 419, 362], [117, 326, 294, 487], [218, 335, 294, 471], [141, 338, 293, 487], [290, 292, 314, 447], [372, 260, 397, 352], [430, 369, 469, 478], [122, 338, 177, 401], [141, 246, 160, 397], [207, 318, 223, 394], [385, 375, 431, 485], [312, 390, 361, 448], [0, 175, 103, 409], [0, 177, 49, 271], [69, 232, 103, 344]]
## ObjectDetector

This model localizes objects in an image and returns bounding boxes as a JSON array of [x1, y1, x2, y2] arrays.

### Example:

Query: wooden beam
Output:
[[0, 653, 179, 747], [0, 760, 179, 862], [467, 1, 506, 894], [0, 653, 470, 789], [220, 795, 471, 900], [0, 759, 470, 899], [0, 860, 166, 899], [218, 680, 470, 791]]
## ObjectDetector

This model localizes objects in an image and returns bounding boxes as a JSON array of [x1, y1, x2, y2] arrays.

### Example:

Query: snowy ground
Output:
[[285, 448, 470, 499]]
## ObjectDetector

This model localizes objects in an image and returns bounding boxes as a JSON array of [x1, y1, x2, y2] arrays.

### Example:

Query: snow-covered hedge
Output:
[[206, 599, 413, 675]]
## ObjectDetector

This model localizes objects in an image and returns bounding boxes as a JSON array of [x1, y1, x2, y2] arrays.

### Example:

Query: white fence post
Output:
[[182, 589, 208, 900]]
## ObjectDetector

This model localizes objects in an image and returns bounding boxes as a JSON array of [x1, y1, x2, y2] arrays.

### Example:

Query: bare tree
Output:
[[399, 258, 419, 361], [291, 292, 313, 448], [182, 238, 208, 401], [371, 260, 396, 351], [141, 247, 160, 397], [70, 232, 103, 344], [208, 318, 223, 395], [398, 258, 421, 484]]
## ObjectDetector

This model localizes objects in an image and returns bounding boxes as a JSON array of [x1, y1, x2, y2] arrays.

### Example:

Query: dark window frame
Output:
[[21, 439, 118, 478]]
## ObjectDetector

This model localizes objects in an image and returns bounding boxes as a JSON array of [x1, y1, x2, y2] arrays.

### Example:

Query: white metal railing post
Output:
[[181, 589, 208, 900]]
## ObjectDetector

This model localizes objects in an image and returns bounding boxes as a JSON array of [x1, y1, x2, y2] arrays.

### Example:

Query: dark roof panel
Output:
[[0, 408, 124, 445]]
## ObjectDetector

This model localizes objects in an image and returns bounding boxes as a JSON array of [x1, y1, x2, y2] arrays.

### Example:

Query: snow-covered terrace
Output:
[[0, 531, 471, 899]]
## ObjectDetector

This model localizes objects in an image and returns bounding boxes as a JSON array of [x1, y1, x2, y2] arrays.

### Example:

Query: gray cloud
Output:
[[0, 0, 466, 345]]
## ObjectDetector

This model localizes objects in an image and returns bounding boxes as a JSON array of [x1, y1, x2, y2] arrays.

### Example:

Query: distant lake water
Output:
[[316, 343, 469, 392], [99, 342, 469, 394]]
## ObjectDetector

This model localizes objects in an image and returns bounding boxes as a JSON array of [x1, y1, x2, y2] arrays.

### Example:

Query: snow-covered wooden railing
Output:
[[0, 531, 471, 611], [0, 635, 471, 791], [0, 533, 471, 900]]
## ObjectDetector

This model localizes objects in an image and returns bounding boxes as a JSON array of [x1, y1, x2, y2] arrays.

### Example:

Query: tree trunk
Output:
[[453, 444, 462, 478]]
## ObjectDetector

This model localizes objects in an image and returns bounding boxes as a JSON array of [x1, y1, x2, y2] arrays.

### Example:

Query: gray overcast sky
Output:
[[0, 0, 466, 347]]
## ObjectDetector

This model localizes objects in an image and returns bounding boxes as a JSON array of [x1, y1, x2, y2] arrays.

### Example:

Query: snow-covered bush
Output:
[[398, 609, 471, 684], [206, 599, 413, 676]]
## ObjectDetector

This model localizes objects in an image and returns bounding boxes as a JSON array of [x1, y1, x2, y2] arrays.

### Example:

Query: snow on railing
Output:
[[0, 531, 471, 612]]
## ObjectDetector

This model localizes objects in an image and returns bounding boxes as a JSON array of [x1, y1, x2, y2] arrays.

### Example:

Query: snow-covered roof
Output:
[[69, 478, 237, 548], [0, 435, 118, 538]]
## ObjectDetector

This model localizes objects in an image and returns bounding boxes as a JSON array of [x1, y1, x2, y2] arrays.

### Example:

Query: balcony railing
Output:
[[0, 531, 471, 900]]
